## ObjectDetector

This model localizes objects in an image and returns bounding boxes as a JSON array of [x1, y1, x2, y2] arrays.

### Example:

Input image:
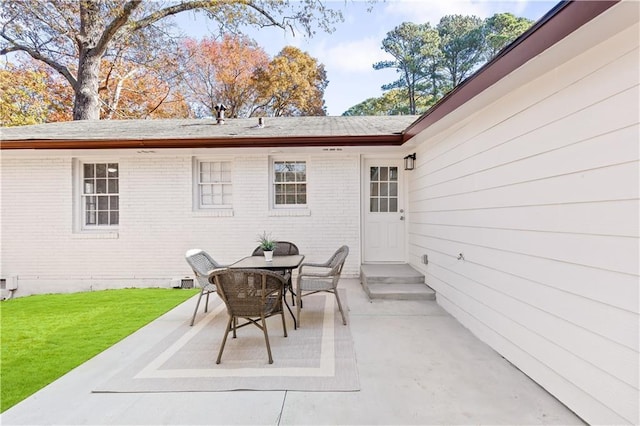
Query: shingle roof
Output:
[[0, 116, 419, 150]]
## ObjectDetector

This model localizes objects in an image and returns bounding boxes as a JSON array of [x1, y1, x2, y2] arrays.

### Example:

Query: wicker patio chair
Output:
[[185, 249, 227, 326], [295, 245, 349, 327], [252, 241, 299, 305], [210, 268, 288, 364], [251, 241, 299, 256]]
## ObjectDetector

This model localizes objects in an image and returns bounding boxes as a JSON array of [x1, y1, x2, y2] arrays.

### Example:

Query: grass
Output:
[[0, 288, 198, 412]]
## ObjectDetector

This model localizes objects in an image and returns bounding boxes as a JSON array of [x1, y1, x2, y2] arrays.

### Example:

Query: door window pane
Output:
[[369, 166, 398, 213], [380, 167, 388, 181], [380, 182, 388, 196], [389, 167, 398, 180], [389, 182, 398, 196], [370, 167, 379, 181]]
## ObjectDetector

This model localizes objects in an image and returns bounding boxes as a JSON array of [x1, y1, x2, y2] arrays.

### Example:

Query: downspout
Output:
[[2, 288, 16, 301]]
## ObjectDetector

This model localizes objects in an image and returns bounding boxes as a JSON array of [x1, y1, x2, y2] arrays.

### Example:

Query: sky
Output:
[[173, 0, 559, 116]]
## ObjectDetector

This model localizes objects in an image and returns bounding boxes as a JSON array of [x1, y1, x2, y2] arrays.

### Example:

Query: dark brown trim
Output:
[[402, 0, 619, 142], [0, 134, 405, 150]]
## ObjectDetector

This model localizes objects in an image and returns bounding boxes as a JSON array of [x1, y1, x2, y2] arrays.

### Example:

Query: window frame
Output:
[[270, 157, 309, 210], [368, 165, 399, 213], [73, 158, 120, 233], [192, 157, 234, 214]]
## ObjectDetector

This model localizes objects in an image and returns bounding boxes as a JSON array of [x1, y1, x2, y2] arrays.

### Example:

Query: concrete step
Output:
[[360, 263, 424, 284], [360, 263, 436, 301], [364, 283, 436, 300]]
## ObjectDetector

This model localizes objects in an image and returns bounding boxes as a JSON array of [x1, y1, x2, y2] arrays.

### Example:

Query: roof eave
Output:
[[0, 134, 405, 150]]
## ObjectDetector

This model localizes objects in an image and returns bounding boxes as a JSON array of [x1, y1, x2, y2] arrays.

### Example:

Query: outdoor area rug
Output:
[[93, 292, 359, 393]]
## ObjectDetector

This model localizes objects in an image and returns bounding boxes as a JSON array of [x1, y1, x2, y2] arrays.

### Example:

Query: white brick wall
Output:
[[0, 151, 363, 296]]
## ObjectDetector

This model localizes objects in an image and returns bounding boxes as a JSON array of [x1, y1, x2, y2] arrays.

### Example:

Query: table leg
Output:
[[283, 294, 297, 329]]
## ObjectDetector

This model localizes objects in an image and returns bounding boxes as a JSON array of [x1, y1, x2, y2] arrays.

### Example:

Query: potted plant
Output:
[[257, 232, 277, 261]]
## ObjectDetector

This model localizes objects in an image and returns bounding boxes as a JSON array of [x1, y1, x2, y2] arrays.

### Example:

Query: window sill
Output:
[[268, 209, 311, 217], [193, 209, 234, 217], [72, 232, 119, 239]]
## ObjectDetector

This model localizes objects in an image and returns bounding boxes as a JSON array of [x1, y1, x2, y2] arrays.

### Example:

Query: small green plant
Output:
[[257, 231, 276, 251]]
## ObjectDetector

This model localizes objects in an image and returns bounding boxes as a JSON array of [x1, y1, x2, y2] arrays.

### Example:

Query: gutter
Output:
[[0, 134, 405, 150]]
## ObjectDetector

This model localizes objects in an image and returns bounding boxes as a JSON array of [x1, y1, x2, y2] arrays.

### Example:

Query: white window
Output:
[[369, 166, 399, 212], [81, 162, 119, 228], [273, 160, 307, 207], [195, 160, 232, 209]]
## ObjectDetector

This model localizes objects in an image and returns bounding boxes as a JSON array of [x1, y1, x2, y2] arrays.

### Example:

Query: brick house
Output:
[[1, 1, 638, 424]]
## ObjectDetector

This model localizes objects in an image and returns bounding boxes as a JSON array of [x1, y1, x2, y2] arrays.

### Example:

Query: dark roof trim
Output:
[[0, 134, 405, 150], [402, 0, 619, 141]]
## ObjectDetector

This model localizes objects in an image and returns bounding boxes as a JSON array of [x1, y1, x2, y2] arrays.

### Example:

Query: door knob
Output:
[[400, 216, 405, 221]]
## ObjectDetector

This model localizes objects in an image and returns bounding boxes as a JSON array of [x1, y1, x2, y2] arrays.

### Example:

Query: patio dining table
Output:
[[229, 254, 304, 329]]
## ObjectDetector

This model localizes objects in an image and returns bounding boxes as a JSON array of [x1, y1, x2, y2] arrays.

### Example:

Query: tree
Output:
[[0, 53, 188, 124], [360, 12, 532, 117], [0, 0, 342, 120], [373, 22, 441, 114], [0, 65, 49, 126], [99, 58, 191, 119], [342, 89, 434, 116], [484, 12, 533, 59], [0, 61, 73, 126], [253, 46, 328, 116], [179, 35, 270, 118], [437, 14, 485, 88], [98, 45, 190, 120]]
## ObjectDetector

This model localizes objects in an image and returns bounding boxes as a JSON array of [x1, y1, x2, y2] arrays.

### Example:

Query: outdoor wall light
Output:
[[404, 153, 416, 170]]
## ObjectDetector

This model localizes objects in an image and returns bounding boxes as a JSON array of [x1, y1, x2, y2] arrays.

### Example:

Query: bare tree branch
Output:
[[129, 0, 285, 33], [130, 1, 219, 31], [94, 0, 142, 55], [146, 87, 171, 117], [0, 31, 77, 87]]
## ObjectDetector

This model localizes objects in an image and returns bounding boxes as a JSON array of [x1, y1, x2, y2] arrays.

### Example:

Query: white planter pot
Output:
[[263, 251, 273, 262]]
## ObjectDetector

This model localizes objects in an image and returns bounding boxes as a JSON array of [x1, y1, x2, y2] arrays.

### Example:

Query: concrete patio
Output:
[[1, 278, 584, 425]]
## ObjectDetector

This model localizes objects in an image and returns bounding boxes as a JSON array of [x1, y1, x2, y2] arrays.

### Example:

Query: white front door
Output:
[[363, 159, 405, 262]]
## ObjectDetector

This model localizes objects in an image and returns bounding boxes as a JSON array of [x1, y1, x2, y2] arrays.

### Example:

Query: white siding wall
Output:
[[0, 151, 362, 294], [407, 16, 639, 426]]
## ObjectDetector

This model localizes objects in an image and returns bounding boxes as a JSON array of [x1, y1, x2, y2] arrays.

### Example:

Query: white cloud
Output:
[[312, 37, 393, 73]]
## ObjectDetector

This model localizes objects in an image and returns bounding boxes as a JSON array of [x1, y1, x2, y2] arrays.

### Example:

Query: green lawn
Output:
[[0, 288, 198, 412]]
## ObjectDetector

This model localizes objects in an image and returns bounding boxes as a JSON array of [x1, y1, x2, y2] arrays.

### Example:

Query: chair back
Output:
[[328, 245, 349, 276], [210, 269, 286, 317], [185, 249, 223, 288], [252, 241, 299, 256]]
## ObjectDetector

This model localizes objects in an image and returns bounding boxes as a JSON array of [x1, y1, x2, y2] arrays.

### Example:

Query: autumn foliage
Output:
[[99, 55, 190, 120], [179, 37, 327, 118], [180, 35, 270, 118], [0, 61, 72, 126], [1, 56, 189, 126], [254, 46, 328, 117], [0, 0, 342, 121], [2, 34, 329, 125]]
